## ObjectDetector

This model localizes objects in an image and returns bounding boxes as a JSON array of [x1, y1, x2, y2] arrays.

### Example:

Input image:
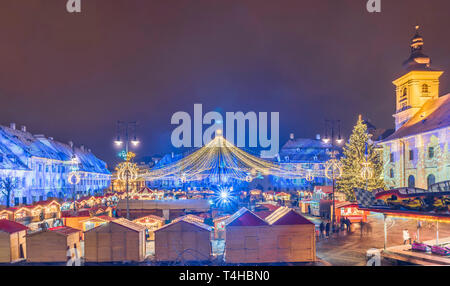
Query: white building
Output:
[[378, 27, 449, 189], [0, 123, 110, 206]]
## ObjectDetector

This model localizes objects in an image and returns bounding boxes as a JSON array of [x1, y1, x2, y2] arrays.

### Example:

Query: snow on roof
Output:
[[0, 124, 110, 174], [0, 219, 28, 233], [48, 226, 80, 236], [155, 217, 212, 232], [383, 94, 450, 142], [112, 218, 147, 232], [225, 207, 268, 227], [265, 207, 314, 225]]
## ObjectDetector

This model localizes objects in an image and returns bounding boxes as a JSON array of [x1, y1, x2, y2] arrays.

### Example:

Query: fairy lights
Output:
[[142, 133, 332, 183]]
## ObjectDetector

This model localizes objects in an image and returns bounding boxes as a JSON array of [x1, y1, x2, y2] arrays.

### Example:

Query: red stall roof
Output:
[[265, 207, 314, 225], [0, 219, 28, 234], [225, 208, 268, 227]]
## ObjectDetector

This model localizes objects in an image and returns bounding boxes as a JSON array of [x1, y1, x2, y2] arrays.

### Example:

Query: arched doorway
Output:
[[427, 174, 436, 189], [408, 175, 415, 188]]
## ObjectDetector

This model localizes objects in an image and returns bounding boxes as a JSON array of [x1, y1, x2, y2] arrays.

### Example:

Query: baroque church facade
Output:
[[378, 26, 449, 190]]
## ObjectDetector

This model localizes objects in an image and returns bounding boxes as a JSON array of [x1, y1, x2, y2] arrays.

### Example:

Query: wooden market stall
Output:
[[213, 215, 231, 239], [26, 226, 81, 263], [132, 214, 165, 240], [154, 218, 212, 262], [264, 207, 316, 262], [0, 208, 15, 221], [84, 218, 146, 262], [62, 209, 91, 231], [79, 216, 116, 232], [0, 220, 28, 263], [224, 207, 270, 263], [335, 202, 369, 223]]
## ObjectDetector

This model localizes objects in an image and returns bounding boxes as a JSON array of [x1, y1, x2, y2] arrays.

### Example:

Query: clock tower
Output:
[[392, 26, 443, 130]]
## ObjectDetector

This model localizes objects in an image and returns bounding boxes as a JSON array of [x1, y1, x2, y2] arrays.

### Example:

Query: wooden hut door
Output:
[[19, 244, 24, 259]]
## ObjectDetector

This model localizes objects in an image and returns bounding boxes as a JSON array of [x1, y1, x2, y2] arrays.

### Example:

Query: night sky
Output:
[[0, 0, 449, 167]]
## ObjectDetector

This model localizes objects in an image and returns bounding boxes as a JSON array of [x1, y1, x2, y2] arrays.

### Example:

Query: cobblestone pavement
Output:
[[310, 213, 450, 266]]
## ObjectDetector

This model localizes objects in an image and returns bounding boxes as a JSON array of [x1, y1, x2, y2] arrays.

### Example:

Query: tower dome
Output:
[[402, 26, 432, 71]]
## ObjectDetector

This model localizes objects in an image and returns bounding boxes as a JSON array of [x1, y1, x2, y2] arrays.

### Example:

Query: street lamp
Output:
[[114, 121, 140, 220], [323, 119, 344, 233]]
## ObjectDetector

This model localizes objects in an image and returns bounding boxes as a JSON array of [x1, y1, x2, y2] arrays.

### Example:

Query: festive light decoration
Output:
[[337, 116, 385, 201], [325, 151, 343, 180], [361, 160, 374, 180], [305, 170, 314, 182], [68, 171, 81, 185], [116, 162, 139, 182], [142, 133, 331, 183]]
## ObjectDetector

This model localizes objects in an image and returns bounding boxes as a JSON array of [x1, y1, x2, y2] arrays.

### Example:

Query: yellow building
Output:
[[378, 26, 449, 190]]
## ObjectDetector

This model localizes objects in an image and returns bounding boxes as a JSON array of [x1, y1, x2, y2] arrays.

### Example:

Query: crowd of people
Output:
[[318, 217, 353, 239]]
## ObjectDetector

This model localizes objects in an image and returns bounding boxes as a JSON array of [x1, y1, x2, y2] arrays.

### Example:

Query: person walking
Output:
[[319, 221, 325, 239], [346, 218, 352, 232], [325, 221, 330, 238], [340, 217, 345, 231], [360, 219, 364, 237], [403, 229, 412, 245]]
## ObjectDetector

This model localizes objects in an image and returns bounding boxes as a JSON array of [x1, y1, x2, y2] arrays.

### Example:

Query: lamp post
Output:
[[322, 119, 343, 232], [114, 121, 140, 220]]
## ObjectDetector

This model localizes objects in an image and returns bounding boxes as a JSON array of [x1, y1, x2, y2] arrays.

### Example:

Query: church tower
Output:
[[392, 26, 443, 130]]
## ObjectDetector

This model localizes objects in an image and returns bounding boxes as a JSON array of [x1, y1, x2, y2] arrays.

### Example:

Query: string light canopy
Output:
[[142, 131, 332, 183]]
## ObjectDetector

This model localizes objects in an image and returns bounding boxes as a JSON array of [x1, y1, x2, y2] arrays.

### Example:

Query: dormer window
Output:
[[422, 84, 429, 94]]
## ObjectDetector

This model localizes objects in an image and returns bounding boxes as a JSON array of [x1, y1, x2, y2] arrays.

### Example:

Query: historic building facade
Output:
[[0, 123, 111, 206], [378, 27, 449, 190]]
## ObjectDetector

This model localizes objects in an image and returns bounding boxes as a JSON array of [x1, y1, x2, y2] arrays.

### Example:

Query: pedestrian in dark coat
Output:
[[319, 222, 325, 238], [325, 222, 330, 237]]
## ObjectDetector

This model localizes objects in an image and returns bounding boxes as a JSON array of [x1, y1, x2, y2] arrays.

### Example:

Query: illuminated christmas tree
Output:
[[337, 115, 385, 201]]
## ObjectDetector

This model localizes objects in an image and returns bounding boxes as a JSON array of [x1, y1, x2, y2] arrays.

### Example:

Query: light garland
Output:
[[142, 133, 333, 183]]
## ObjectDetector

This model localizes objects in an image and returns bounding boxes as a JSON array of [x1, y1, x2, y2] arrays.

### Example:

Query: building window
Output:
[[389, 169, 394, 178], [428, 147, 434, 159], [408, 175, 415, 188], [402, 88, 407, 97], [409, 150, 414, 161], [422, 84, 429, 93], [390, 153, 394, 162], [427, 174, 436, 189]]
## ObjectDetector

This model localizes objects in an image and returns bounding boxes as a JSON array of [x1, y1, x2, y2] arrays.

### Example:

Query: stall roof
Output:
[[265, 207, 314, 225], [133, 214, 165, 223], [155, 218, 212, 232], [112, 218, 146, 232], [0, 219, 28, 233], [225, 208, 268, 227], [48, 226, 80, 236]]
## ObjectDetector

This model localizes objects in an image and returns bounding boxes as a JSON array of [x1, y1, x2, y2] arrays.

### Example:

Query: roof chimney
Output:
[[68, 141, 74, 148], [21, 125, 26, 132], [289, 133, 294, 140], [10, 123, 16, 130], [80, 145, 85, 152], [316, 134, 321, 140]]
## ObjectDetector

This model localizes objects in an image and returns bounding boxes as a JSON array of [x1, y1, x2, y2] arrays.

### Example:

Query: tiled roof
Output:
[[383, 94, 450, 142], [0, 124, 110, 174], [0, 219, 28, 233]]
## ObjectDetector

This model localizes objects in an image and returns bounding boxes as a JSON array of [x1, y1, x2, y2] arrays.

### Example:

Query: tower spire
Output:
[[402, 25, 431, 70]]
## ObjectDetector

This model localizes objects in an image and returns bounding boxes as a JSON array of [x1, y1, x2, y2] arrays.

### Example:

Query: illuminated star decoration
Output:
[[212, 186, 236, 208]]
